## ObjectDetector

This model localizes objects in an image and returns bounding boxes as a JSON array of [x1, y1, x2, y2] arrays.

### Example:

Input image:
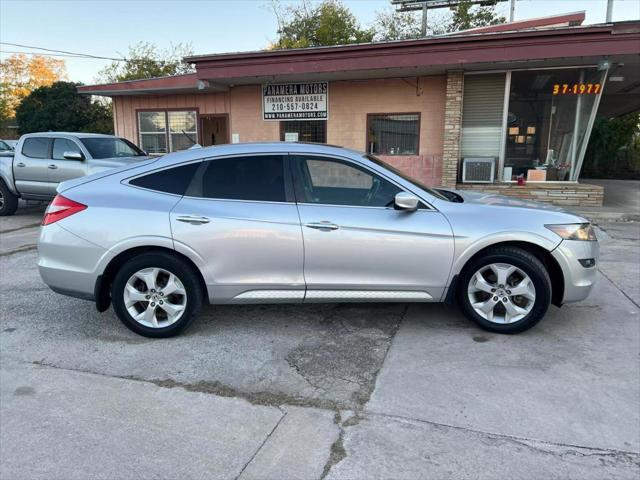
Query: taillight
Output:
[[42, 195, 87, 226]]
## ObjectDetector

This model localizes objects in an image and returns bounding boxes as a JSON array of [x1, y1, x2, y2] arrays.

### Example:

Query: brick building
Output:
[[79, 13, 640, 206]]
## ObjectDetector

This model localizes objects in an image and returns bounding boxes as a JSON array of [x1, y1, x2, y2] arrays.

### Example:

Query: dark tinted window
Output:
[[294, 157, 401, 207], [201, 155, 285, 202], [130, 162, 200, 195], [53, 138, 82, 160], [80, 137, 145, 159], [22, 137, 50, 159]]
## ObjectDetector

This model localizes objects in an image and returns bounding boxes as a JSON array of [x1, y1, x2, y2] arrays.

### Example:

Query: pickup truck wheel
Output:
[[0, 180, 19, 216]]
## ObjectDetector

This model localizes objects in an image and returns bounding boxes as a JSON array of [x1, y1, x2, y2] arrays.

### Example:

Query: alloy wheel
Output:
[[467, 262, 536, 324], [124, 267, 187, 328]]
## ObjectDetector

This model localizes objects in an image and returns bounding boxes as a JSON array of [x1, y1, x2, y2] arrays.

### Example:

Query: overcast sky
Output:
[[1, 0, 639, 84]]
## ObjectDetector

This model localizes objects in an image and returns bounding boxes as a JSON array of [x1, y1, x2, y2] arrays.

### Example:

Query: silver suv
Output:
[[37, 143, 598, 337]]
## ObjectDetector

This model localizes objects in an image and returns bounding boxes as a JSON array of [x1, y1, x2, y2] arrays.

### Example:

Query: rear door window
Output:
[[197, 155, 286, 202], [129, 162, 200, 195], [21, 138, 50, 159]]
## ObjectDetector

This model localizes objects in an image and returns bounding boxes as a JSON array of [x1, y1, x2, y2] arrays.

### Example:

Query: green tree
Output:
[[98, 42, 194, 83], [372, 7, 447, 41], [582, 111, 640, 179], [446, 0, 506, 33], [270, 0, 373, 49], [15, 81, 113, 135]]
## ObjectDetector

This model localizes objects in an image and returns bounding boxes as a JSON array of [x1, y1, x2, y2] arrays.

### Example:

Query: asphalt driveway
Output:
[[0, 202, 638, 479]]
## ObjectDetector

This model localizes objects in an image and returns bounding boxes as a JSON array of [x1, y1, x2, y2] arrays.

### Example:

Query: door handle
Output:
[[16, 162, 25, 167], [48, 164, 58, 169], [305, 221, 339, 231], [176, 215, 210, 225]]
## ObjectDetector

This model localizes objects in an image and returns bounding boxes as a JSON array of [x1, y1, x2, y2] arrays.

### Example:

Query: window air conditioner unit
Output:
[[462, 157, 495, 183]]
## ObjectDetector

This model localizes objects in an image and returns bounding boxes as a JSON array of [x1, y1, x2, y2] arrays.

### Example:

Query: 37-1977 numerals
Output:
[[552, 83, 601, 95]]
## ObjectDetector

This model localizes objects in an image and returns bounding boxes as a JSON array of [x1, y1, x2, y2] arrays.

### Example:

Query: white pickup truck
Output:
[[0, 132, 149, 216]]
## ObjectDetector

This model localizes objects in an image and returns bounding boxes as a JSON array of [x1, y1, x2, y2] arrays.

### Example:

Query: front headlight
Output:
[[545, 223, 597, 241]]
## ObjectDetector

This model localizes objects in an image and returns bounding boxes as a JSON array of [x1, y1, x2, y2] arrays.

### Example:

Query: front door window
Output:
[[292, 156, 401, 207]]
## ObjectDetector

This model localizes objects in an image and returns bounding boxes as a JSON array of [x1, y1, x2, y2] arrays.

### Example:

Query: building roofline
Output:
[[78, 17, 640, 96], [452, 11, 585, 35], [78, 73, 199, 95], [185, 18, 624, 63]]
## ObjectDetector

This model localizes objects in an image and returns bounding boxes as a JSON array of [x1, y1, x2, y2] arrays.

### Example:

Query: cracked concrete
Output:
[[326, 414, 639, 480]]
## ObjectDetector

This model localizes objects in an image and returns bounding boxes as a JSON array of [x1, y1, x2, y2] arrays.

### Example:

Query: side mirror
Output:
[[394, 192, 420, 212], [63, 151, 84, 161]]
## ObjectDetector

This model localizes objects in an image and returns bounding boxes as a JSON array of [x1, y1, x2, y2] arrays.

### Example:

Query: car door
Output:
[[13, 137, 53, 197], [291, 154, 454, 301], [170, 153, 305, 303], [48, 138, 88, 194]]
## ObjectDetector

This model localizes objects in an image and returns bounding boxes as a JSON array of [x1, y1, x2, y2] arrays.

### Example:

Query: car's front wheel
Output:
[[458, 246, 552, 334], [112, 252, 203, 338]]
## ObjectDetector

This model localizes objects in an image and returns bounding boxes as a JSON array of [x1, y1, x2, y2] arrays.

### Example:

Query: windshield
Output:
[[364, 154, 449, 201], [80, 137, 146, 159]]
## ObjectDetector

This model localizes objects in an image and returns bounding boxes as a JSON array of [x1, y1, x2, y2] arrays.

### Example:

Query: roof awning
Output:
[[78, 17, 640, 99]]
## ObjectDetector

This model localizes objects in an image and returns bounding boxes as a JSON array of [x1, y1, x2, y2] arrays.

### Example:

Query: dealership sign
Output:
[[263, 82, 328, 121]]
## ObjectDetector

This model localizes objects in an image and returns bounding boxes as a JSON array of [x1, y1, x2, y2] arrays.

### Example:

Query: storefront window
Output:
[[138, 110, 198, 154], [504, 68, 604, 182], [280, 120, 326, 143], [168, 111, 198, 151], [367, 113, 420, 155]]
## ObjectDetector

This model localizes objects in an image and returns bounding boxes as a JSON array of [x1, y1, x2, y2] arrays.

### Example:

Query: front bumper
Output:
[[551, 239, 600, 304], [37, 223, 111, 301]]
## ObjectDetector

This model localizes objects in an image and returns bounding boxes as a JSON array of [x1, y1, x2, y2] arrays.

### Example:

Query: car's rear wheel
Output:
[[112, 253, 203, 338], [0, 180, 19, 216], [458, 246, 552, 334]]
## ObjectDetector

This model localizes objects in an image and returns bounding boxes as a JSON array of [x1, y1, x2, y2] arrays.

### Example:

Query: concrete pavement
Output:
[[1, 196, 639, 479]]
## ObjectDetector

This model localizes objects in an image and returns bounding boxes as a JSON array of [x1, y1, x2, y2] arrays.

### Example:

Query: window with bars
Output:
[[138, 110, 198, 154], [367, 113, 420, 156], [280, 121, 326, 143]]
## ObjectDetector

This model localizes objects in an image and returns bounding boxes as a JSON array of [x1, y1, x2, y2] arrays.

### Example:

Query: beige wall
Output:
[[327, 76, 445, 155], [113, 92, 230, 144], [111, 75, 447, 185], [229, 86, 279, 143]]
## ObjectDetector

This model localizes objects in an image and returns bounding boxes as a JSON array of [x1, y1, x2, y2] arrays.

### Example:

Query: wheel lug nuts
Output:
[[145, 295, 150, 299], [491, 288, 496, 292], [159, 300, 164, 305], [493, 296, 498, 301], [502, 298, 508, 303], [150, 302, 155, 307], [506, 290, 511, 294]]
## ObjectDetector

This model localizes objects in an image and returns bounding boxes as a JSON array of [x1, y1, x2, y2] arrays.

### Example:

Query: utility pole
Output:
[[509, 0, 515, 22], [606, 0, 614, 22], [421, 2, 428, 36]]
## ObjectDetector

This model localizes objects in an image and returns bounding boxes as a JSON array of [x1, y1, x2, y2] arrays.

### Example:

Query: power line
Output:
[[0, 50, 115, 60], [0, 42, 126, 61]]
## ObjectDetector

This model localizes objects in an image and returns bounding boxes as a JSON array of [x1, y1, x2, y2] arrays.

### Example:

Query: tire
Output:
[[0, 180, 19, 216], [457, 246, 552, 334], [111, 252, 203, 338]]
